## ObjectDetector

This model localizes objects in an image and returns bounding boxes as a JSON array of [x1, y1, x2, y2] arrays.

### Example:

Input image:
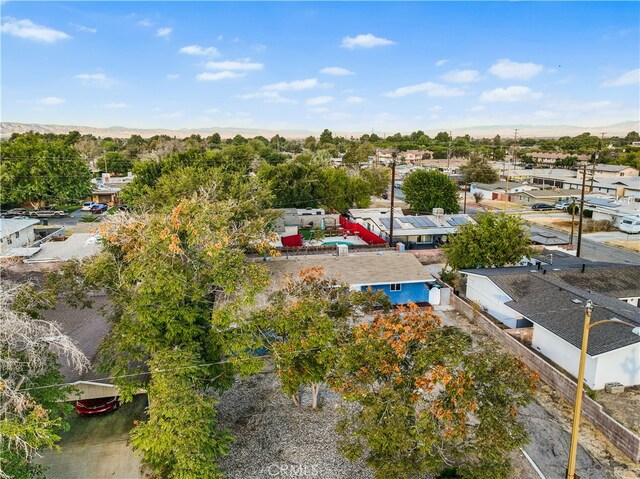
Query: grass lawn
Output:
[[107, 206, 119, 215]]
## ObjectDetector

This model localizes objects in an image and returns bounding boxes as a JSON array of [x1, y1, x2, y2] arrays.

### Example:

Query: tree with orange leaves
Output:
[[257, 266, 390, 409], [329, 303, 537, 479]]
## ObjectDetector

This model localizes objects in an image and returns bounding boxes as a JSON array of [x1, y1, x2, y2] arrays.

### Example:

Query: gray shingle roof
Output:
[[466, 267, 640, 356]]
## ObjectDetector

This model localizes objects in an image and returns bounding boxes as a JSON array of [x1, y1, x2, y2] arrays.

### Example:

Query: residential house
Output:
[[401, 150, 433, 165], [348, 207, 475, 247], [585, 197, 640, 229], [511, 188, 581, 205], [581, 164, 639, 178], [0, 218, 39, 254], [264, 251, 445, 305], [461, 262, 640, 389], [470, 181, 539, 200], [528, 153, 590, 166]]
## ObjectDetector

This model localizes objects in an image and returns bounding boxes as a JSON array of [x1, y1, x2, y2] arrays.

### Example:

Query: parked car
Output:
[[1, 208, 30, 217], [90, 203, 108, 214], [29, 208, 67, 218], [75, 396, 119, 416], [117, 204, 130, 212], [531, 203, 554, 211], [554, 201, 572, 210], [82, 201, 97, 211]]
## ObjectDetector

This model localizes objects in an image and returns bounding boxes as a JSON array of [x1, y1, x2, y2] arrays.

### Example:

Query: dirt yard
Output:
[[605, 240, 640, 252], [525, 216, 578, 233], [435, 306, 640, 479], [217, 361, 541, 479]]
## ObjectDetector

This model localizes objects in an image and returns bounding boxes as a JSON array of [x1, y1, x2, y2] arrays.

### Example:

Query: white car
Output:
[[81, 201, 97, 211]]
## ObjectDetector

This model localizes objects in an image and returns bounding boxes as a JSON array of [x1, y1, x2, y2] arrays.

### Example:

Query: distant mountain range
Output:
[[1, 121, 638, 140]]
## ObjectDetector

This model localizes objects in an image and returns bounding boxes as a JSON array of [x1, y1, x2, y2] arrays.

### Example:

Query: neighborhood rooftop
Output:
[[264, 251, 433, 286]]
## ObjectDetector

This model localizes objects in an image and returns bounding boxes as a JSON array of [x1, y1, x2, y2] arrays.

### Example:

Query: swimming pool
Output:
[[323, 241, 356, 246]]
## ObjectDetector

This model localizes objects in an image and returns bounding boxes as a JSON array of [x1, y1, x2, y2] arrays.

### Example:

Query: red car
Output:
[[75, 396, 120, 416]]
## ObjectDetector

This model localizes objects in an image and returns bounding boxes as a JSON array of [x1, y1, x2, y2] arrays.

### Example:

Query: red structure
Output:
[[281, 234, 303, 247], [339, 216, 386, 245]]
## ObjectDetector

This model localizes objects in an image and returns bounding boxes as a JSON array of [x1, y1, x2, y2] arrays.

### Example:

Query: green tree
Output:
[[330, 304, 536, 479], [444, 212, 535, 269], [402, 170, 460, 213], [257, 267, 389, 408], [130, 348, 233, 479], [360, 165, 391, 197], [459, 155, 499, 184], [102, 151, 133, 175], [319, 128, 334, 145], [0, 284, 88, 479], [624, 131, 640, 144], [0, 133, 93, 207]]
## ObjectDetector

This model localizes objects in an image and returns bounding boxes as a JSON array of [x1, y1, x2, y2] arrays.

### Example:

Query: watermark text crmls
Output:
[[265, 464, 320, 477]]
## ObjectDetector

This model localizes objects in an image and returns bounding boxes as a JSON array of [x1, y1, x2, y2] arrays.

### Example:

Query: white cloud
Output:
[[70, 23, 97, 33], [435, 59, 449, 67], [385, 82, 464, 98], [341, 33, 395, 49], [75, 73, 116, 88], [205, 108, 220, 114], [103, 102, 129, 109], [160, 111, 183, 119], [479, 86, 542, 102], [320, 66, 355, 76], [237, 91, 296, 104], [38, 96, 65, 105], [179, 44, 219, 56], [205, 59, 263, 71], [489, 59, 544, 80], [262, 78, 330, 91], [346, 96, 366, 104], [251, 43, 266, 52], [309, 107, 330, 114], [167, 73, 180, 80], [1, 17, 70, 43], [602, 68, 640, 87], [469, 105, 485, 112], [306, 96, 334, 106], [196, 71, 244, 81], [155, 27, 172, 37], [428, 105, 442, 112], [137, 19, 152, 27], [441, 69, 479, 83]]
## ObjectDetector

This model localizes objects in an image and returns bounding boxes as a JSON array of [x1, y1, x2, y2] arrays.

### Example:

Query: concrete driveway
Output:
[[38, 395, 147, 479]]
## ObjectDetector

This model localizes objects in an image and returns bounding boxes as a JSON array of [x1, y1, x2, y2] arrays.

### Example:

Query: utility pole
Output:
[[389, 153, 397, 247], [576, 164, 587, 257], [446, 131, 452, 171], [569, 197, 576, 246], [589, 132, 605, 193], [463, 183, 468, 214]]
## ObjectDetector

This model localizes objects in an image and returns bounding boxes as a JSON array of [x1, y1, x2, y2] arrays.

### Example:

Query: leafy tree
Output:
[[444, 212, 535, 269], [459, 155, 499, 184], [342, 143, 374, 169], [51, 193, 277, 478], [360, 166, 391, 197], [319, 128, 334, 145], [130, 348, 233, 479], [624, 131, 640, 144], [258, 155, 324, 208], [402, 170, 460, 213], [330, 304, 537, 479], [257, 267, 388, 408], [102, 151, 133, 175], [0, 132, 93, 207], [0, 284, 88, 479]]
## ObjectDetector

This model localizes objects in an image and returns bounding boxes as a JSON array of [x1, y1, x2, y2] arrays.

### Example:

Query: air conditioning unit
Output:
[[432, 208, 444, 216], [337, 244, 348, 256]]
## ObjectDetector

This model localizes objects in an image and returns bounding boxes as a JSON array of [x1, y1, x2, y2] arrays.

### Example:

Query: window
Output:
[[390, 284, 401, 292], [15, 231, 19, 239]]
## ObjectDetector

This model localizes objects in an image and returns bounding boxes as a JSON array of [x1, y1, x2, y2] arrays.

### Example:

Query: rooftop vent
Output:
[[571, 299, 582, 304]]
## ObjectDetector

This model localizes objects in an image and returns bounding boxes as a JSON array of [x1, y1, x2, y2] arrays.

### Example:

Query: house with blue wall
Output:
[[265, 251, 443, 306]]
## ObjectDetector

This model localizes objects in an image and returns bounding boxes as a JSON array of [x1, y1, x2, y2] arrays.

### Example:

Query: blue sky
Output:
[[1, 1, 639, 133]]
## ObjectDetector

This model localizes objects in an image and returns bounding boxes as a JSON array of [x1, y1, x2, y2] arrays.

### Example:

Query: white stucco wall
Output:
[[465, 275, 526, 328], [532, 324, 640, 389], [0, 224, 36, 253], [593, 343, 640, 389]]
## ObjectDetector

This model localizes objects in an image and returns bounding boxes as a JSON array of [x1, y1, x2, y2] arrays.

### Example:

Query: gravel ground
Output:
[[217, 364, 373, 479]]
